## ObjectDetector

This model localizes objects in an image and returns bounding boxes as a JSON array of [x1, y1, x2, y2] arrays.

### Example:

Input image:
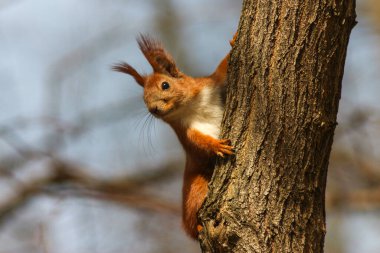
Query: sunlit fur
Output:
[[113, 34, 235, 239]]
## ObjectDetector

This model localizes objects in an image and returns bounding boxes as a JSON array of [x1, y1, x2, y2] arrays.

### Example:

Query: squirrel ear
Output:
[[137, 34, 181, 78], [112, 62, 145, 87]]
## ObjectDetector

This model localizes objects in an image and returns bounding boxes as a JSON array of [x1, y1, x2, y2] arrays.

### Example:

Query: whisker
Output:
[[131, 107, 158, 157], [140, 113, 150, 153], [140, 112, 156, 156], [147, 113, 157, 153], [132, 107, 149, 128]]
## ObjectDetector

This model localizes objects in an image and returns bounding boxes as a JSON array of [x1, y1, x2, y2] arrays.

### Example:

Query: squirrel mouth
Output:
[[149, 106, 173, 118]]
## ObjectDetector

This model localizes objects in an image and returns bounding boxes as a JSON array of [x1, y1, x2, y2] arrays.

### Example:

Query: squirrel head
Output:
[[113, 35, 200, 121]]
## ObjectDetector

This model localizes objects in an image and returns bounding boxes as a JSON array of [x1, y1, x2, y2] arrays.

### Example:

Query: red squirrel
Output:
[[113, 34, 235, 239]]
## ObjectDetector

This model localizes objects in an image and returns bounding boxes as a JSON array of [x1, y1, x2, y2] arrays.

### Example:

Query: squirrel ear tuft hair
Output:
[[112, 62, 145, 87], [137, 34, 181, 78]]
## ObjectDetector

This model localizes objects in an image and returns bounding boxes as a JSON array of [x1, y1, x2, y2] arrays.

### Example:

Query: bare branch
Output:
[[0, 158, 182, 228], [327, 187, 380, 211]]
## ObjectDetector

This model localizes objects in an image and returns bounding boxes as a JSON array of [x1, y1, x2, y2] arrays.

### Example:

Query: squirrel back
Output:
[[113, 34, 234, 239]]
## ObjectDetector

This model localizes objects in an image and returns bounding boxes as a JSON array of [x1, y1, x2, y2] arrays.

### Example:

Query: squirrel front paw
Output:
[[230, 32, 238, 47], [214, 139, 234, 157]]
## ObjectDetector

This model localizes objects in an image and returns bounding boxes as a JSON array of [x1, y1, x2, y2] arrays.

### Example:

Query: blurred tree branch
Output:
[[361, 0, 380, 34], [327, 187, 380, 211], [0, 158, 181, 229]]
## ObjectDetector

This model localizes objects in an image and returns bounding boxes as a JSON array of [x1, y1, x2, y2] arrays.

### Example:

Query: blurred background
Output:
[[0, 0, 378, 252]]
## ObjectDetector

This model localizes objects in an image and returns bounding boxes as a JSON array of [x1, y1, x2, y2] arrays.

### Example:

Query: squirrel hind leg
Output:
[[182, 218, 199, 239], [182, 201, 201, 239], [182, 173, 209, 239]]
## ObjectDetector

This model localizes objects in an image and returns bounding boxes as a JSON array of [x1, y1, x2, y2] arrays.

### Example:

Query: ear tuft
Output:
[[112, 62, 145, 87], [137, 34, 181, 78]]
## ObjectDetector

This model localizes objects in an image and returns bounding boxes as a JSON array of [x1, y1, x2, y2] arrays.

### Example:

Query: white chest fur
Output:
[[181, 86, 224, 139]]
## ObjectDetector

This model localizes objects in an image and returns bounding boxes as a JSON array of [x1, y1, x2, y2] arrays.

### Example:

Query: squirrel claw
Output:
[[215, 139, 234, 157], [230, 32, 238, 47]]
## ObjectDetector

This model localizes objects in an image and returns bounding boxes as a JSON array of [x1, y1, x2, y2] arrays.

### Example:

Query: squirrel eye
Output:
[[161, 81, 170, 90]]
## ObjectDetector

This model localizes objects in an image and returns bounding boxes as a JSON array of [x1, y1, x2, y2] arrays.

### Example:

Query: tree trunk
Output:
[[199, 0, 356, 252]]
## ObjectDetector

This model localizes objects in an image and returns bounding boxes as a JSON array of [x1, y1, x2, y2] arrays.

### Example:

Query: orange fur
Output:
[[113, 33, 235, 239], [187, 128, 234, 157], [209, 32, 237, 85], [210, 54, 228, 85]]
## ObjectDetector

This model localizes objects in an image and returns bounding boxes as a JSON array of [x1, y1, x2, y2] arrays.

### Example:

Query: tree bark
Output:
[[199, 0, 356, 252]]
